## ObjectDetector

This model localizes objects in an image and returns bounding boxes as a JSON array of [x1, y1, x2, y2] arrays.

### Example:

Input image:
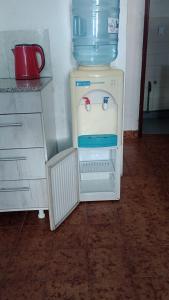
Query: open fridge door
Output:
[[47, 148, 79, 231]]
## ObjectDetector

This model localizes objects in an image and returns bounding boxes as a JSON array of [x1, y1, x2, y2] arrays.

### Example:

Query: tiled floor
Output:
[[0, 135, 169, 299]]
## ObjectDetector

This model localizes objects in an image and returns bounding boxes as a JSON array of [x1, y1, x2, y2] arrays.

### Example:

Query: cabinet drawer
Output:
[[0, 180, 48, 211], [0, 92, 42, 114], [0, 114, 44, 149], [0, 148, 46, 180]]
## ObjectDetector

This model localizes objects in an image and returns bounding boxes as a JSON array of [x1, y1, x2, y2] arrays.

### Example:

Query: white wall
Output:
[[0, 0, 145, 148], [125, 0, 145, 130]]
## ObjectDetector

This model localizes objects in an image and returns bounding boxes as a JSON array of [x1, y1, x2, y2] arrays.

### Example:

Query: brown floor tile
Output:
[[87, 224, 124, 249], [89, 278, 136, 300], [125, 244, 168, 278], [0, 253, 11, 281], [133, 277, 157, 300], [134, 273, 169, 299], [133, 176, 166, 202], [124, 146, 154, 177], [0, 280, 45, 300], [45, 281, 89, 300], [24, 210, 49, 228], [153, 277, 169, 300], [120, 176, 142, 208], [119, 208, 157, 248], [86, 201, 119, 225], [52, 224, 87, 250], [128, 161, 155, 177], [5, 249, 50, 281], [153, 223, 169, 245], [45, 248, 88, 282], [88, 248, 129, 281], [120, 176, 136, 194], [139, 204, 169, 225], [66, 203, 87, 225], [0, 227, 19, 253], [123, 158, 131, 176], [16, 226, 54, 253], [0, 211, 26, 228]]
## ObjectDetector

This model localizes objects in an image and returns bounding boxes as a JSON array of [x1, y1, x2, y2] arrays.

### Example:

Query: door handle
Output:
[[0, 122, 23, 128], [147, 81, 152, 112], [0, 157, 27, 162], [0, 187, 30, 192]]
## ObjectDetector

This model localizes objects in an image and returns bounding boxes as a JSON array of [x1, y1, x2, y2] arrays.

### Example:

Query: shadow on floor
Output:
[[143, 110, 169, 134]]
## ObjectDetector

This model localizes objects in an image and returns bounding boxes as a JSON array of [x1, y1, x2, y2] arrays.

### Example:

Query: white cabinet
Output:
[[47, 147, 120, 231], [0, 92, 42, 114], [0, 79, 57, 216], [0, 180, 48, 211], [0, 114, 44, 149], [0, 148, 46, 180]]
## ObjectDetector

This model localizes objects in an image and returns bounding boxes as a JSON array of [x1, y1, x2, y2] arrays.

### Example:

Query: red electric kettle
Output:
[[12, 44, 45, 80]]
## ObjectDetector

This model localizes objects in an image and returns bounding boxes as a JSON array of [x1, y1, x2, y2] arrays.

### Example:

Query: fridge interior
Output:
[[78, 148, 117, 196]]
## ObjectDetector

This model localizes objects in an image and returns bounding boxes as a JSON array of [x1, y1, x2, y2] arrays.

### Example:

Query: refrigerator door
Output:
[[47, 148, 79, 231]]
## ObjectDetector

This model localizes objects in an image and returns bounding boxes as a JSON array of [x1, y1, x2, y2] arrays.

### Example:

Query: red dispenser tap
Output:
[[83, 97, 91, 111]]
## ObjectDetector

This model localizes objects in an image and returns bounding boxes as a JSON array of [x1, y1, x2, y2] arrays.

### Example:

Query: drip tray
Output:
[[78, 134, 118, 148]]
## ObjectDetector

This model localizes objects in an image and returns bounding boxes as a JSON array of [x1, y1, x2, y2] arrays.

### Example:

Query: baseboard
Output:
[[124, 131, 138, 139]]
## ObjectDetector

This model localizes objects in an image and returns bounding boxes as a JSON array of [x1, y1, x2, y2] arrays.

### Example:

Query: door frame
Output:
[[138, 0, 151, 137]]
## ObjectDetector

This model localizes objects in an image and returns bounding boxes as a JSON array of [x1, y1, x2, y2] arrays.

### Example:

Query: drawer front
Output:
[[0, 92, 42, 114], [0, 114, 44, 149], [0, 148, 46, 180], [0, 180, 48, 211]]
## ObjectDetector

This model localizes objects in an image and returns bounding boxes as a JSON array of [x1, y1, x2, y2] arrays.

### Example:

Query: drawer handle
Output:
[[0, 157, 27, 162], [0, 187, 30, 192], [0, 122, 23, 128]]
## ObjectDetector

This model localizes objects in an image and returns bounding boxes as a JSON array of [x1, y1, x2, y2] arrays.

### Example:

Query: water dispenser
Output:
[[44, 0, 124, 232], [72, 0, 120, 65]]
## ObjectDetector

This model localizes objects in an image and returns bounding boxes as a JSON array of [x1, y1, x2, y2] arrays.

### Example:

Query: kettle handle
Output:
[[32, 44, 45, 73]]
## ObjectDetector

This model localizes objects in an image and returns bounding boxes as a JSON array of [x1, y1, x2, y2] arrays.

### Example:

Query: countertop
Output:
[[0, 77, 52, 93]]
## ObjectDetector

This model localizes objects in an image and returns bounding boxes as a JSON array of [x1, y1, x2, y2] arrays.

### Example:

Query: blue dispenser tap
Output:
[[103, 97, 110, 111]]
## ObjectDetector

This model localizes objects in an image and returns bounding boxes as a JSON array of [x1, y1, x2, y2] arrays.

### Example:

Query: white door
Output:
[[47, 148, 79, 231]]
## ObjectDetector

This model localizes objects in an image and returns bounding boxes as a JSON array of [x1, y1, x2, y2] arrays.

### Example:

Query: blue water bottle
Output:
[[72, 0, 120, 65]]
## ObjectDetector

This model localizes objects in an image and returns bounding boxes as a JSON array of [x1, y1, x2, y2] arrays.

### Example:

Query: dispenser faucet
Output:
[[103, 97, 110, 110], [83, 97, 91, 111]]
